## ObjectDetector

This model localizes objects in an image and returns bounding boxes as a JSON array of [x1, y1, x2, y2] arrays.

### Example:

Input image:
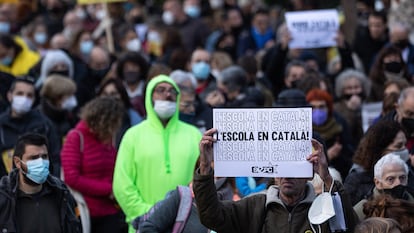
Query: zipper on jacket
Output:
[[163, 130, 171, 173]]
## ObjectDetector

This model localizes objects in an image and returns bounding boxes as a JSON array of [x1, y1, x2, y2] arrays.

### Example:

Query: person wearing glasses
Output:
[[112, 75, 202, 233], [353, 153, 414, 220]]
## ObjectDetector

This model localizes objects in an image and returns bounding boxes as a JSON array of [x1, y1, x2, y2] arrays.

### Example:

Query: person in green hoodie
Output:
[[113, 75, 202, 233]]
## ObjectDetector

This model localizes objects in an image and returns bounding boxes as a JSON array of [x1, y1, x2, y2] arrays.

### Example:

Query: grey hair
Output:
[[220, 65, 247, 92], [374, 153, 409, 180], [335, 69, 371, 98], [170, 70, 197, 90], [397, 86, 414, 105]]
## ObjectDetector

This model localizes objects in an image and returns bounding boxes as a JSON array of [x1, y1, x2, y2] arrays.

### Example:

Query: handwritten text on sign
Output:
[[285, 9, 339, 49], [213, 108, 313, 178]]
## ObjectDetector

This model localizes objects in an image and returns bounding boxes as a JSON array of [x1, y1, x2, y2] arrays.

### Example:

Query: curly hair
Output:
[[352, 120, 403, 171], [355, 217, 402, 233], [80, 97, 124, 141], [363, 194, 414, 233]]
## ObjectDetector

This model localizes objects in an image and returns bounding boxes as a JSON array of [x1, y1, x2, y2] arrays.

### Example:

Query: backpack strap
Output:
[[172, 185, 193, 233], [72, 129, 84, 153]]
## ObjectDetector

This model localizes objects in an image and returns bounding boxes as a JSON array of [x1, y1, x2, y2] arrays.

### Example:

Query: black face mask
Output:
[[132, 16, 144, 24], [49, 70, 70, 77], [395, 39, 410, 50], [402, 117, 414, 136], [342, 92, 366, 101], [290, 80, 301, 88], [384, 61, 403, 74], [123, 71, 141, 85], [90, 67, 110, 82], [179, 112, 195, 124], [382, 185, 409, 200]]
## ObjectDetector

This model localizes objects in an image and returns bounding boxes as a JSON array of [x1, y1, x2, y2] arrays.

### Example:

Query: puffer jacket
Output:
[[193, 170, 358, 233], [0, 169, 81, 233]]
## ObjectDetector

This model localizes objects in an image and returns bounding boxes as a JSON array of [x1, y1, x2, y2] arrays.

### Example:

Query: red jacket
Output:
[[61, 120, 119, 217]]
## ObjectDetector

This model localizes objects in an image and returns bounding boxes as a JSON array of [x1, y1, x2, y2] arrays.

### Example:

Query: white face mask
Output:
[[209, 0, 224, 9], [61, 95, 77, 111], [162, 11, 174, 25], [308, 192, 335, 225], [153, 100, 176, 120], [12, 96, 33, 115], [96, 9, 106, 20], [391, 148, 410, 162], [126, 38, 141, 52]]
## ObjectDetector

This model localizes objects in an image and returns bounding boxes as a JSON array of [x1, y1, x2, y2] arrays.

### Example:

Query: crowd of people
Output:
[[0, 0, 414, 232]]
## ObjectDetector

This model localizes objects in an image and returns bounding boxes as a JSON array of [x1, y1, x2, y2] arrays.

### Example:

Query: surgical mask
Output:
[[147, 31, 161, 43], [384, 61, 403, 74], [154, 100, 176, 120], [184, 5, 201, 18], [21, 158, 50, 185], [392, 148, 409, 162], [401, 118, 414, 136], [12, 96, 33, 115], [96, 9, 106, 20], [34, 32, 47, 45], [312, 109, 328, 126], [80, 40, 94, 54], [192, 62, 210, 80], [209, 0, 224, 9], [61, 95, 77, 111], [0, 21, 10, 34], [1, 56, 13, 66], [123, 71, 141, 85], [126, 38, 141, 52], [75, 8, 87, 20], [162, 11, 174, 25]]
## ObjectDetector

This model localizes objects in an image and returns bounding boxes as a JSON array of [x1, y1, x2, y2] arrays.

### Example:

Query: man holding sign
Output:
[[193, 128, 358, 233]]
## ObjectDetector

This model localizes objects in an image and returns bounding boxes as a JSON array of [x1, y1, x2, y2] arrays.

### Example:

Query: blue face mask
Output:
[[1, 56, 13, 66], [80, 40, 94, 54], [312, 109, 328, 126], [22, 158, 50, 184], [34, 32, 48, 45], [0, 22, 10, 34], [184, 5, 201, 18], [192, 62, 210, 80]]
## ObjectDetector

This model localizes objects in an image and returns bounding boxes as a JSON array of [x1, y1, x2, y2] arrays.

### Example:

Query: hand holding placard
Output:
[[199, 128, 217, 175], [308, 139, 332, 189]]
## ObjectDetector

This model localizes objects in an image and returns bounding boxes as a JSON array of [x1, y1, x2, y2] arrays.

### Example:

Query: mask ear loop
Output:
[[328, 177, 334, 194]]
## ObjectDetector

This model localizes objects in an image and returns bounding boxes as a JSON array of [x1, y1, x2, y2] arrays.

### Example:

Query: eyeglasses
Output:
[[154, 86, 178, 97]]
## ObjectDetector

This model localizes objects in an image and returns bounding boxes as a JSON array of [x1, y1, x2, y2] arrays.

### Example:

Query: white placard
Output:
[[213, 108, 313, 178], [285, 9, 339, 49], [362, 102, 383, 132]]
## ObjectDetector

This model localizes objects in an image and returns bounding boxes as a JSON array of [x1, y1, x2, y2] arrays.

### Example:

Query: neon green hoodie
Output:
[[113, 75, 201, 232]]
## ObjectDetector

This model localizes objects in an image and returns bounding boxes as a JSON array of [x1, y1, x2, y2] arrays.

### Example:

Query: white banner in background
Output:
[[285, 9, 339, 49]]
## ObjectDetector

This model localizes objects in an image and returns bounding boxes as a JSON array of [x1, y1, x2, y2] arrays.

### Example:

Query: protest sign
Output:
[[285, 9, 339, 49], [78, 0, 126, 4], [362, 102, 382, 132], [213, 108, 313, 178]]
